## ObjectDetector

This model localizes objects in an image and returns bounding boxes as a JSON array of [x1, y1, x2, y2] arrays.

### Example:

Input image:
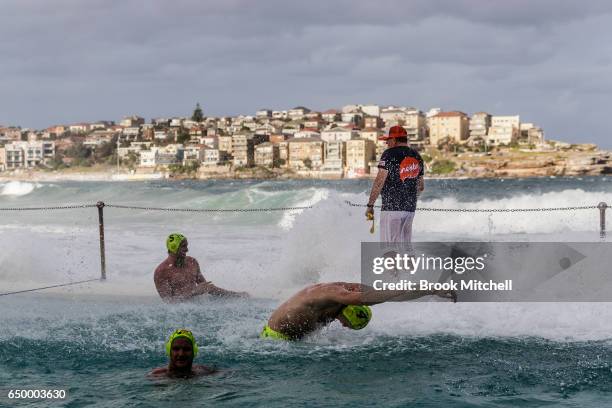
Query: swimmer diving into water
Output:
[[150, 329, 216, 378], [261, 282, 456, 340], [154, 233, 249, 302]]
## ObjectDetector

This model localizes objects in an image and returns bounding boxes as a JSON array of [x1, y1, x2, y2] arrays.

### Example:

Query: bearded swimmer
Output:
[[154, 233, 248, 302], [150, 329, 216, 378], [261, 282, 456, 340]]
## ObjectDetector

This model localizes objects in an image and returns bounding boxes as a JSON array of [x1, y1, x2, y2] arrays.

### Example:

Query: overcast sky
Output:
[[1, 0, 611, 146]]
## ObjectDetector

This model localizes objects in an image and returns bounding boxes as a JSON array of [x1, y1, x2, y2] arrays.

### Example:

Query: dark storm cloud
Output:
[[1, 0, 612, 146]]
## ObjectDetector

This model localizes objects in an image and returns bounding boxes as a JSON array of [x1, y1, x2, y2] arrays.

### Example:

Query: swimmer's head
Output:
[[338, 305, 372, 330], [166, 233, 187, 255], [166, 328, 199, 362]]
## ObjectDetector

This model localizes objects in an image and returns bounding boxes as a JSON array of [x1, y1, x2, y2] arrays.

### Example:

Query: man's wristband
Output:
[[366, 204, 374, 208]]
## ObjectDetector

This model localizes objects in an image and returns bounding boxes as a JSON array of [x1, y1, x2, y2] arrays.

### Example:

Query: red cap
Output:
[[379, 125, 408, 140]]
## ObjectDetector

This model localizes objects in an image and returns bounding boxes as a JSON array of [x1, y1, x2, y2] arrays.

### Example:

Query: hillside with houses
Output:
[[1, 104, 610, 179]]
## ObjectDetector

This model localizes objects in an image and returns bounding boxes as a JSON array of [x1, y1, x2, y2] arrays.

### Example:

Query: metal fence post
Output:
[[598, 202, 608, 239], [97, 201, 106, 280]]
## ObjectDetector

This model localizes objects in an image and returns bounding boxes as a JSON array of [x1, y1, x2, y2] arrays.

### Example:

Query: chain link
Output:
[[0, 204, 97, 211], [344, 200, 601, 212], [0, 201, 605, 213], [104, 204, 313, 212]]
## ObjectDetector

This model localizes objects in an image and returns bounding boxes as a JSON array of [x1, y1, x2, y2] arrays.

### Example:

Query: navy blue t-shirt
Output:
[[377, 146, 424, 212]]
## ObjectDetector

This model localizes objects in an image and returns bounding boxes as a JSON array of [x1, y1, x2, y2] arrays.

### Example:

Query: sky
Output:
[[1, 0, 611, 146]]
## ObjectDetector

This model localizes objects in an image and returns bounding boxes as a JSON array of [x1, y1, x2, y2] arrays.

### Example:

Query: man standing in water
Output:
[[150, 329, 216, 378], [366, 126, 424, 243], [261, 282, 455, 340], [154, 233, 248, 301]]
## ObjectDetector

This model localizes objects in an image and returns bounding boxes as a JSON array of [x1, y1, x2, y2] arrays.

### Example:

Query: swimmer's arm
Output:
[[193, 263, 248, 297], [330, 286, 455, 305], [194, 281, 248, 297]]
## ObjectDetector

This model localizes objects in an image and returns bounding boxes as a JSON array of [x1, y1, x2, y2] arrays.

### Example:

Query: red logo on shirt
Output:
[[399, 157, 420, 181]]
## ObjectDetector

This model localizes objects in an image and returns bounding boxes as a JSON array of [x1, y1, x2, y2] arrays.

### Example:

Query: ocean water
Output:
[[1, 177, 612, 407]]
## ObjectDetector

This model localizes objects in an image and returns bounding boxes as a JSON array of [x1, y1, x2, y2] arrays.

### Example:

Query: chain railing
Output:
[[104, 204, 314, 212], [344, 200, 601, 212], [0, 200, 608, 296]]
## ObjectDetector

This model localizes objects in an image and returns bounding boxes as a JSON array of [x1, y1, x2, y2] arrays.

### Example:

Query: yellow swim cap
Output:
[[166, 233, 186, 254], [341, 305, 372, 330], [165, 329, 199, 357]]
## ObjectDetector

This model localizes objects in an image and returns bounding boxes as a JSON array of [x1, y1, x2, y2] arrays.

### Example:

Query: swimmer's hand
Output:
[[432, 290, 457, 303]]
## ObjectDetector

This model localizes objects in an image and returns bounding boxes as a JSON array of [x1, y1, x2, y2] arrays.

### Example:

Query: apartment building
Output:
[[469, 112, 491, 142], [341, 111, 364, 127], [256, 109, 272, 118], [277, 140, 289, 166], [85, 131, 116, 148], [321, 141, 344, 175], [428, 111, 469, 145], [232, 133, 267, 167], [288, 137, 324, 170], [346, 139, 375, 176], [360, 128, 383, 144], [139, 145, 184, 167], [1, 141, 55, 169], [120, 116, 145, 127], [303, 119, 323, 129], [487, 115, 520, 145], [202, 148, 222, 166], [294, 129, 321, 139], [69, 123, 90, 134], [321, 128, 358, 142], [254, 142, 280, 167], [403, 111, 426, 141], [288, 106, 311, 120], [364, 116, 383, 129], [232, 133, 254, 167], [322, 109, 340, 122], [183, 145, 205, 165], [218, 135, 233, 154]]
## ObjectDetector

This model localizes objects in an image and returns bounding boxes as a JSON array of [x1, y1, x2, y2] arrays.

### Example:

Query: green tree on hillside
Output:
[[191, 103, 204, 122], [177, 127, 191, 144]]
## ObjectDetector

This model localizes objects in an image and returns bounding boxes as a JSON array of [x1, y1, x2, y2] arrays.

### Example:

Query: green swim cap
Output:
[[341, 305, 372, 330], [166, 233, 186, 254], [165, 328, 199, 357]]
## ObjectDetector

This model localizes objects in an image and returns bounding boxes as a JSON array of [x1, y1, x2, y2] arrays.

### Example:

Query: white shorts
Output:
[[380, 211, 415, 244]]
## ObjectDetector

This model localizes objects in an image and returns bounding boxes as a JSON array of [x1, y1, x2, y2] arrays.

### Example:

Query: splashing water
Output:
[[1, 177, 612, 406]]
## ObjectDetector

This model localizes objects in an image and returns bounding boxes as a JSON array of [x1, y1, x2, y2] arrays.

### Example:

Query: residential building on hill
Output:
[[428, 111, 469, 145], [288, 137, 324, 170]]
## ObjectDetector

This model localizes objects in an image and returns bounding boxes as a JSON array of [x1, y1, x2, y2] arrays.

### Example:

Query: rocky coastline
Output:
[[1, 148, 611, 182]]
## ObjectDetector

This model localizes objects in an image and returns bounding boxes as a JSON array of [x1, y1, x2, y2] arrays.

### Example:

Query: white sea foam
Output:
[[416, 189, 612, 237], [278, 188, 330, 230], [2, 181, 612, 342], [0, 181, 40, 196]]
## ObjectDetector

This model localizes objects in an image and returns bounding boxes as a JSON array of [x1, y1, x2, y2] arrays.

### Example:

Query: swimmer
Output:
[[261, 282, 456, 340], [150, 329, 216, 378], [154, 233, 249, 302]]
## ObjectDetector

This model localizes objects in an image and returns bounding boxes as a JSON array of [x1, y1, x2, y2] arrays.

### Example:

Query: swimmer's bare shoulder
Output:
[[194, 364, 218, 375], [149, 367, 169, 377], [148, 365, 218, 378]]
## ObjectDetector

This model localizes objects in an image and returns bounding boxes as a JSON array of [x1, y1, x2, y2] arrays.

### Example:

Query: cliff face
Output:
[[447, 150, 612, 178]]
